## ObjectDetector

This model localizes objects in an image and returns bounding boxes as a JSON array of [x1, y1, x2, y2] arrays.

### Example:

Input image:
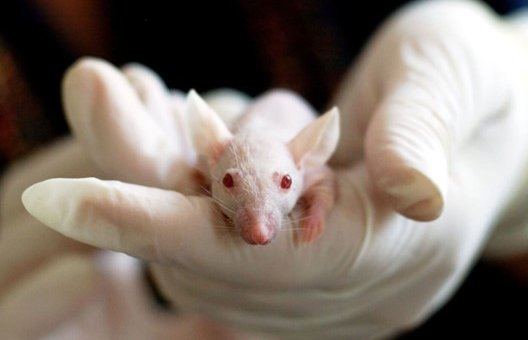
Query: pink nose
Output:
[[236, 209, 278, 245], [243, 225, 272, 245]]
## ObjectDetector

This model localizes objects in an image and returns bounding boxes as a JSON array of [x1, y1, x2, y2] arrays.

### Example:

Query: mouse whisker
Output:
[[199, 185, 213, 196], [281, 219, 300, 230], [290, 214, 316, 223], [208, 192, 229, 206], [210, 197, 237, 215], [211, 226, 237, 231], [279, 227, 304, 231]]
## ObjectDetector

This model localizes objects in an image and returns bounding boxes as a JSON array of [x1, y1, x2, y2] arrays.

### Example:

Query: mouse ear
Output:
[[187, 90, 233, 165], [288, 107, 340, 169]]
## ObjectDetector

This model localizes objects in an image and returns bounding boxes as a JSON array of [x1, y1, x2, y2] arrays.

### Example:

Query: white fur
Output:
[[187, 90, 340, 244]]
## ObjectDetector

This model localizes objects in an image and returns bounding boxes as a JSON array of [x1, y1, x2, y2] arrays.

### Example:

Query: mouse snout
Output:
[[243, 226, 272, 245], [236, 209, 279, 245]]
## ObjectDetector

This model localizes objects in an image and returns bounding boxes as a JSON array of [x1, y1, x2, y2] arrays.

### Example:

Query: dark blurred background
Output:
[[0, 0, 527, 337]]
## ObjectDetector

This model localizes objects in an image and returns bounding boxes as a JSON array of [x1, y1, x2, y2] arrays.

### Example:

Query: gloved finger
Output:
[[62, 58, 194, 189], [21, 177, 226, 263], [333, 1, 513, 221], [121, 63, 182, 138], [0, 254, 100, 339], [21, 176, 369, 287], [121, 63, 196, 168]]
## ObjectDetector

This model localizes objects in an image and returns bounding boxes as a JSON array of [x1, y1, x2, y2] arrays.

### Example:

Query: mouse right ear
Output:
[[288, 107, 340, 170], [187, 90, 233, 166]]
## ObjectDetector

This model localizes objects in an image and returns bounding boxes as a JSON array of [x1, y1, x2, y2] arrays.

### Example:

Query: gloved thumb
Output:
[[364, 80, 450, 221], [335, 1, 513, 221]]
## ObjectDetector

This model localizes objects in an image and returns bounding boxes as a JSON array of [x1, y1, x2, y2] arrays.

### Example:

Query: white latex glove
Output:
[[20, 1, 528, 339], [61, 59, 249, 190], [0, 94, 256, 339]]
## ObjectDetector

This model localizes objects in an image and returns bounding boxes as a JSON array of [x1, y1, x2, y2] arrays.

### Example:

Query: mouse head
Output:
[[187, 90, 339, 245]]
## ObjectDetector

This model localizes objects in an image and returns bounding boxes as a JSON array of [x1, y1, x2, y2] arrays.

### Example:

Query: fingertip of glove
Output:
[[62, 57, 120, 95], [67, 57, 112, 74], [21, 181, 43, 217], [62, 58, 107, 113], [399, 191, 443, 221], [21, 179, 62, 229], [377, 167, 444, 221]]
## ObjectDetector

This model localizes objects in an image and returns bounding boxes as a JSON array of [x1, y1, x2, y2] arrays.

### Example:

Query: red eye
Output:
[[223, 173, 234, 188], [280, 174, 292, 189]]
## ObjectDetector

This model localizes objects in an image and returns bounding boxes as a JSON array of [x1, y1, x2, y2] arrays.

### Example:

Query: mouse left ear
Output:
[[187, 90, 233, 166], [288, 107, 340, 169]]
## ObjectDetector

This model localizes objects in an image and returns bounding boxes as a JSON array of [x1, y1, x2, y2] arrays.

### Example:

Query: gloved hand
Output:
[[60, 59, 250, 190], [0, 125, 258, 340], [20, 1, 528, 339]]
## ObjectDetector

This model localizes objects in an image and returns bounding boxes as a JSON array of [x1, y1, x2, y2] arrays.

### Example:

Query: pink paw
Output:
[[300, 208, 325, 243]]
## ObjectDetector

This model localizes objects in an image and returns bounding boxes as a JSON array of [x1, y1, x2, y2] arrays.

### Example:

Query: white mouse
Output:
[[188, 89, 340, 245]]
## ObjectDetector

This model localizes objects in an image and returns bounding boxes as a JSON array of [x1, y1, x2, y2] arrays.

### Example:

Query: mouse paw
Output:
[[300, 206, 325, 243], [297, 166, 336, 243]]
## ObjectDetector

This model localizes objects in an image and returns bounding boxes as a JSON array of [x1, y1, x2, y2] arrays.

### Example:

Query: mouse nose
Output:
[[237, 209, 278, 245], [245, 225, 272, 245]]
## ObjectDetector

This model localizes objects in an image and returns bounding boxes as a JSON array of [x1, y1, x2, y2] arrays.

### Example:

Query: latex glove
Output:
[[0, 139, 260, 340], [21, 1, 528, 339], [62, 59, 250, 190], [478, 9, 528, 260], [331, 0, 528, 259]]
